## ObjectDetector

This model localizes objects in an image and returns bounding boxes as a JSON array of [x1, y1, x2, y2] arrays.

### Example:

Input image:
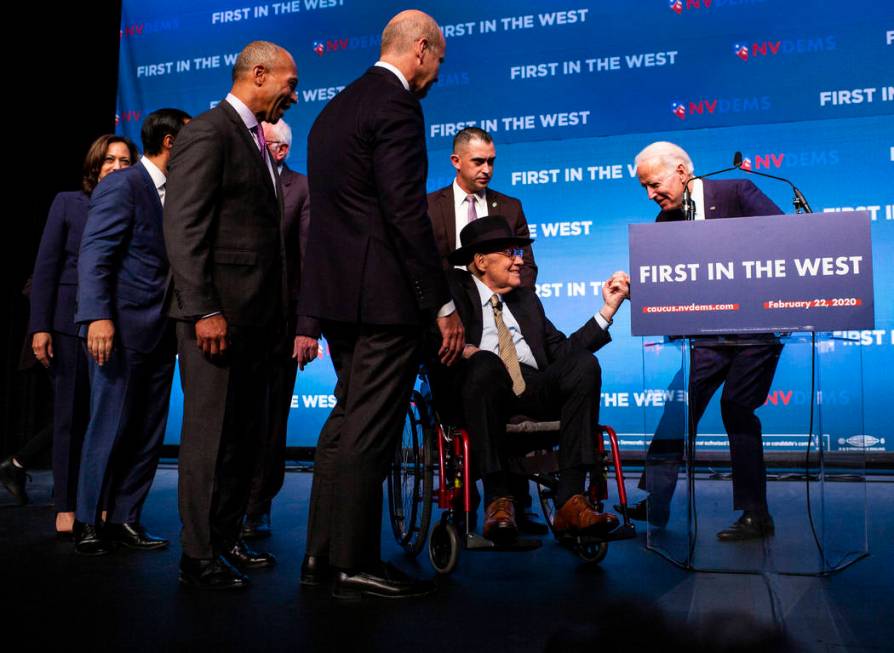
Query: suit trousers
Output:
[[176, 320, 274, 559], [305, 320, 422, 570], [454, 348, 602, 481], [49, 331, 90, 513], [639, 341, 783, 512], [75, 326, 176, 525], [246, 334, 297, 517]]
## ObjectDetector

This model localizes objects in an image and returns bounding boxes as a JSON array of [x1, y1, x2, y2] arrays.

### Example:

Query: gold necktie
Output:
[[490, 294, 526, 396]]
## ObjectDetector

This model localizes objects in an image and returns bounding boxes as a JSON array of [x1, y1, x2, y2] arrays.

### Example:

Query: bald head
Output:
[[380, 10, 443, 57], [634, 141, 694, 176], [232, 41, 286, 82], [230, 40, 298, 123], [378, 10, 445, 99]]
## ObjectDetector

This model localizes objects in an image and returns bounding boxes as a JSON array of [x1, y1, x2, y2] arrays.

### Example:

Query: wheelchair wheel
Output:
[[428, 520, 460, 574], [576, 540, 609, 565], [387, 390, 433, 557]]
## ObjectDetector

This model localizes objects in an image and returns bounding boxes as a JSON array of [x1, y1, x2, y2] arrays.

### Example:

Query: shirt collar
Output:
[[472, 274, 501, 308], [225, 92, 258, 130], [140, 155, 166, 189], [453, 179, 484, 208], [374, 61, 410, 92]]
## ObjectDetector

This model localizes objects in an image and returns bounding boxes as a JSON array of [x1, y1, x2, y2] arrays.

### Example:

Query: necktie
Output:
[[489, 294, 526, 395], [467, 194, 478, 223], [251, 125, 267, 163]]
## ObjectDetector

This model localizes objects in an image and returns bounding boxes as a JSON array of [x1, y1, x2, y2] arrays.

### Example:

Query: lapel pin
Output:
[[491, 201, 497, 208]]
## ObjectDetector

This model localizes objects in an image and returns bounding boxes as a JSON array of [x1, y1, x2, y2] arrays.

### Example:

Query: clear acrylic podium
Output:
[[639, 334, 868, 575]]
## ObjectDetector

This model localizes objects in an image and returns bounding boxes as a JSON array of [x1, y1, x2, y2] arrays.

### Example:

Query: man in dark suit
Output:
[[74, 108, 191, 555], [427, 127, 537, 287], [427, 126, 542, 531], [440, 216, 629, 543], [631, 141, 784, 540], [297, 10, 464, 599], [240, 119, 318, 539], [164, 41, 303, 589]]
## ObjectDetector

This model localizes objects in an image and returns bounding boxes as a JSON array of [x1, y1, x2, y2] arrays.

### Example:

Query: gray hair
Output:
[[380, 10, 442, 57], [264, 119, 292, 148], [634, 141, 695, 175], [232, 40, 285, 81]]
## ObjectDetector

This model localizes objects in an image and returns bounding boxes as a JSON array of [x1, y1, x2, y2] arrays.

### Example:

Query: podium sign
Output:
[[628, 211, 874, 336]]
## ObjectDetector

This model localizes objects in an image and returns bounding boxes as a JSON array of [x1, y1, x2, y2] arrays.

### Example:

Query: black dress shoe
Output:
[[179, 555, 248, 590], [222, 539, 277, 569], [614, 497, 670, 527], [518, 510, 549, 535], [0, 457, 29, 506], [300, 555, 330, 586], [241, 512, 272, 539], [717, 511, 775, 541], [332, 562, 437, 600], [105, 522, 169, 550], [74, 521, 114, 556]]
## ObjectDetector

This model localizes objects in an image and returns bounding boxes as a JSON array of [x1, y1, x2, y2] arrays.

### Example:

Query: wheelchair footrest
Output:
[[465, 532, 542, 552]]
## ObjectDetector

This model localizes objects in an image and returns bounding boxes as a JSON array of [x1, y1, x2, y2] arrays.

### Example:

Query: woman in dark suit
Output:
[[27, 134, 138, 536]]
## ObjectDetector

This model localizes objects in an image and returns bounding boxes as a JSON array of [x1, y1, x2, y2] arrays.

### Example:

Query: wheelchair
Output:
[[387, 369, 636, 574]]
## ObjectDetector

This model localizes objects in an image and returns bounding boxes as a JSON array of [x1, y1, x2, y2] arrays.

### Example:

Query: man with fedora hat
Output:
[[438, 216, 630, 543]]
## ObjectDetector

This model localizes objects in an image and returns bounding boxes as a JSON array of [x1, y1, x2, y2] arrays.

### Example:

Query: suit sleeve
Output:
[[163, 120, 224, 318], [739, 179, 783, 217], [28, 194, 69, 334], [371, 93, 450, 314], [75, 173, 134, 324], [540, 294, 611, 362]]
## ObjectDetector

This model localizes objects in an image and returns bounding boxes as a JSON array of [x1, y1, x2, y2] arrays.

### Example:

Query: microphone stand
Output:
[[682, 162, 743, 220]]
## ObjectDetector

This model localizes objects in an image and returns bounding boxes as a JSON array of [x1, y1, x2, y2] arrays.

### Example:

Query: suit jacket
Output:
[[29, 191, 90, 337], [446, 268, 610, 371], [656, 178, 781, 223], [280, 163, 319, 337], [427, 185, 538, 288], [75, 162, 169, 354], [297, 66, 450, 332], [164, 100, 287, 327]]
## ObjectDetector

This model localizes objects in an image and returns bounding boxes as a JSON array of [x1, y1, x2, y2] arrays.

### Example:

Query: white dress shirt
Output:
[[472, 276, 539, 369], [140, 155, 167, 205]]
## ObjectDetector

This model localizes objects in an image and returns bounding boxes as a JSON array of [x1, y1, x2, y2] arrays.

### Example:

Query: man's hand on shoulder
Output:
[[195, 314, 228, 359], [87, 319, 116, 366], [436, 311, 465, 367]]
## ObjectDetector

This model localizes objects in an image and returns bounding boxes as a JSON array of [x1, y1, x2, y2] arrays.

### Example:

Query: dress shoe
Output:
[[222, 539, 277, 569], [482, 496, 518, 544], [614, 497, 670, 528], [241, 512, 272, 539], [517, 510, 549, 536], [553, 494, 619, 535], [300, 555, 330, 586], [332, 562, 437, 600], [0, 457, 29, 505], [105, 522, 169, 550], [717, 511, 775, 541], [179, 555, 248, 590], [74, 521, 114, 556]]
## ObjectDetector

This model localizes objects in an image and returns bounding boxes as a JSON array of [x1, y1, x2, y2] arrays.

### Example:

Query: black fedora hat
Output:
[[447, 215, 534, 266]]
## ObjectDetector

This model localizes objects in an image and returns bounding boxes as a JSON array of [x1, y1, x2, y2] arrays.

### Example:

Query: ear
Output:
[[162, 134, 176, 151], [415, 37, 429, 63], [252, 64, 266, 87], [450, 153, 461, 171]]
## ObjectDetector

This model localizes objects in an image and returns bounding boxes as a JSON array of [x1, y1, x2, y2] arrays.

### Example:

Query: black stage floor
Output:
[[1, 467, 892, 652]]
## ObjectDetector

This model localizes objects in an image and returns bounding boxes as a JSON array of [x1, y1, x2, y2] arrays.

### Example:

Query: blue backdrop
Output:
[[116, 0, 894, 453]]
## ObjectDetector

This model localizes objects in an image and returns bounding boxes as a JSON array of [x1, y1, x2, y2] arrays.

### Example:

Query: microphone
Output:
[[682, 159, 744, 220], [732, 151, 813, 213]]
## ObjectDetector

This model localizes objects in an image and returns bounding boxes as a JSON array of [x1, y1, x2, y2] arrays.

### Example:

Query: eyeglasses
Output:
[[494, 247, 524, 259]]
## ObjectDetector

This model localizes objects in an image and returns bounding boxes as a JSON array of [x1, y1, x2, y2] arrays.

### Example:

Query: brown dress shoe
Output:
[[483, 496, 518, 544], [553, 495, 619, 535]]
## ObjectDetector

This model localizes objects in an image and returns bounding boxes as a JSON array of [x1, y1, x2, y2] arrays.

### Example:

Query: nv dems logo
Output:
[[670, 96, 771, 120], [669, 0, 683, 14], [313, 41, 325, 57], [733, 36, 837, 61]]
